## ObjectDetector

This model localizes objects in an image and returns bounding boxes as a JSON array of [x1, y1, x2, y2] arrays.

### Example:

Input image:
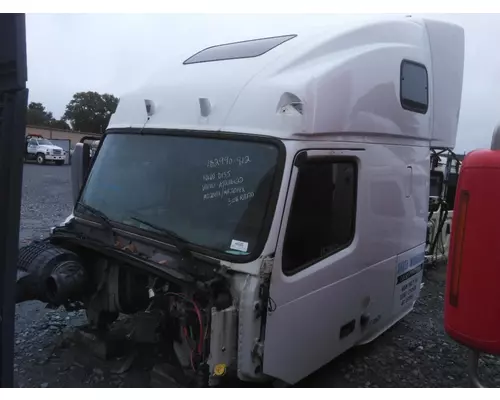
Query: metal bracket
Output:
[[469, 349, 486, 388]]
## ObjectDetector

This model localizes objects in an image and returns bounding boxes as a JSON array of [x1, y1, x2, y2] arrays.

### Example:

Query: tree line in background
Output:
[[26, 91, 119, 134]]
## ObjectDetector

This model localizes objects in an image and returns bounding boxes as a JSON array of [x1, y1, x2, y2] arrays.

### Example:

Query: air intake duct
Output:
[[16, 240, 88, 305]]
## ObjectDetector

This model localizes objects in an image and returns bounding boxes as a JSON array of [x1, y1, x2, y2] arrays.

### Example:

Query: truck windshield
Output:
[[78, 132, 282, 259], [38, 139, 53, 145]]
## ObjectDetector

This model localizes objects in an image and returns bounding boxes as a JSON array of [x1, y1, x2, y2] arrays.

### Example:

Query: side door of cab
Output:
[[26, 139, 37, 155], [26, 138, 38, 159], [262, 147, 398, 385]]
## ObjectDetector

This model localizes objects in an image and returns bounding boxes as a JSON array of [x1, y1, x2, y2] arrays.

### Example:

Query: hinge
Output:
[[259, 256, 274, 282], [256, 256, 275, 319], [252, 339, 264, 363]]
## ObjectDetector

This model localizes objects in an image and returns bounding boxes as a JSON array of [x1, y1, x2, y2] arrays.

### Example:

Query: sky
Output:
[[25, 13, 500, 154]]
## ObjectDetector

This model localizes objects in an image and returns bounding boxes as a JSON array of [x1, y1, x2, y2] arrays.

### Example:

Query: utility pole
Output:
[[0, 13, 28, 387]]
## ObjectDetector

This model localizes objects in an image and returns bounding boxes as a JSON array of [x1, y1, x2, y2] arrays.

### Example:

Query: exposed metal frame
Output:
[[0, 13, 28, 387], [469, 349, 486, 388], [430, 147, 462, 201]]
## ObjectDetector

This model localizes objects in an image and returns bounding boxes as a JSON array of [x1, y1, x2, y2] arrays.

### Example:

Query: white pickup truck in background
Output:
[[25, 134, 66, 165]]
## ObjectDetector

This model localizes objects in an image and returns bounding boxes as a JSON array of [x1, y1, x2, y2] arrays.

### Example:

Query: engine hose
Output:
[[427, 208, 435, 247], [430, 201, 448, 257], [428, 209, 435, 223]]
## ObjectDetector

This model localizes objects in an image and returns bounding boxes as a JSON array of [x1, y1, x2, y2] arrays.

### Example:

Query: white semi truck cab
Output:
[[15, 16, 464, 387]]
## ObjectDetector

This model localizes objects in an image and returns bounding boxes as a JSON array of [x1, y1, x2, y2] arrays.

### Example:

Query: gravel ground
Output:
[[13, 163, 500, 388]]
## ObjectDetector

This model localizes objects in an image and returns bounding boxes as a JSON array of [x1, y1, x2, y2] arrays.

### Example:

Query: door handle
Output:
[[406, 166, 413, 198]]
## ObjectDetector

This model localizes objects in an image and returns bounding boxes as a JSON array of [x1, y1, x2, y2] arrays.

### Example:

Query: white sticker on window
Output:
[[230, 239, 248, 253]]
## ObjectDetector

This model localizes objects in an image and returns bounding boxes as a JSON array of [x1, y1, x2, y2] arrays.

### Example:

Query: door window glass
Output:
[[282, 157, 357, 275]]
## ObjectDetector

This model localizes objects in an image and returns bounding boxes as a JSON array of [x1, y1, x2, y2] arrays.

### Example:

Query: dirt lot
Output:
[[13, 164, 500, 388]]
